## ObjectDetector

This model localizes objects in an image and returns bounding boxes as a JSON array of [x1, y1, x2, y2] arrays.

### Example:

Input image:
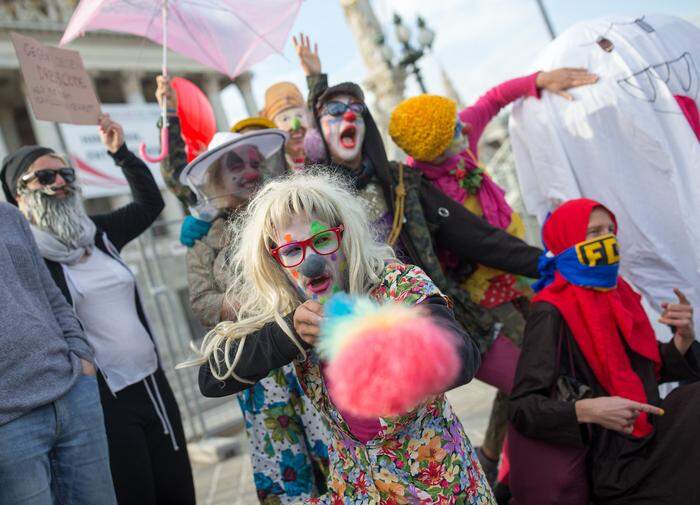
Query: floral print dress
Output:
[[238, 364, 332, 504], [295, 263, 495, 504]]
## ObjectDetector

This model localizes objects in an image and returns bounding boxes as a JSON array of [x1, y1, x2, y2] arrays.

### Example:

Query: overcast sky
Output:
[[220, 0, 700, 124]]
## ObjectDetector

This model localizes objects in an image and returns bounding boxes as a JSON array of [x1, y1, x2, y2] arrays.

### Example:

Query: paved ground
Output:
[[191, 380, 498, 505]]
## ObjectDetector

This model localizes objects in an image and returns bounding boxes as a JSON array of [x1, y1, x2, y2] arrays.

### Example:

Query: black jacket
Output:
[[199, 295, 481, 397], [43, 144, 165, 343], [509, 301, 700, 503]]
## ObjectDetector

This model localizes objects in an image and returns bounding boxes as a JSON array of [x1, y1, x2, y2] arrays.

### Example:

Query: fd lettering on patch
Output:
[[575, 234, 620, 267]]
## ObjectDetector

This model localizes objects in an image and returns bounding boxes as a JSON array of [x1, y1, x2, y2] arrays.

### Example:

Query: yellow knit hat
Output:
[[230, 116, 276, 133], [389, 95, 457, 162]]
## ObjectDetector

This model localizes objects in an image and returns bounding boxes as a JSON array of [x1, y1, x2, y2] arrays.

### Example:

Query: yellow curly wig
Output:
[[230, 117, 276, 133], [389, 95, 457, 162]]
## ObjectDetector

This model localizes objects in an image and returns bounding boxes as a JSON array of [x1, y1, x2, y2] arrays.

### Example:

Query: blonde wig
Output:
[[182, 169, 395, 380]]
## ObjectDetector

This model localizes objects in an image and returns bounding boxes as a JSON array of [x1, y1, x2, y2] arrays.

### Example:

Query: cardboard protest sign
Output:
[[11, 32, 100, 125]]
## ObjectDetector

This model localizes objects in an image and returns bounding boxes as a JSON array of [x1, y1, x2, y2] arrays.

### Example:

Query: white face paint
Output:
[[319, 94, 366, 167], [440, 116, 470, 160], [205, 144, 263, 209], [273, 106, 309, 158], [273, 215, 347, 303]]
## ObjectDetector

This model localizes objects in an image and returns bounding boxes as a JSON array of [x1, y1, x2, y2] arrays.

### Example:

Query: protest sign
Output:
[[59, 104, 166, 198], [11, 32, 100, 125]]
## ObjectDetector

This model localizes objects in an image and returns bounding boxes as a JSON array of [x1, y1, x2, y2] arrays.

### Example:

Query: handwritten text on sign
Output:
[[11, 32, 100, 125]]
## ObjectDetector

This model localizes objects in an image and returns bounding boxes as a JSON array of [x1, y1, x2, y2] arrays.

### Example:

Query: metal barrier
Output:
[[121, 218, 241, 442]]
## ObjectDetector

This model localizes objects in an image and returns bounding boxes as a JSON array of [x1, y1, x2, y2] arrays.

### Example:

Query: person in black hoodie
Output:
[[1, 113, 195, 505]]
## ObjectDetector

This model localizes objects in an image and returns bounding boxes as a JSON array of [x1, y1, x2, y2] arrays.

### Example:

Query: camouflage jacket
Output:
[[186, 216, 229, 330], [159, 116, 195, 207]]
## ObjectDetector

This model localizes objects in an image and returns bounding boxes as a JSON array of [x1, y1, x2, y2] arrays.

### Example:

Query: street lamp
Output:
[[534, 0, 556, 40], [376, 13, 435, 94]]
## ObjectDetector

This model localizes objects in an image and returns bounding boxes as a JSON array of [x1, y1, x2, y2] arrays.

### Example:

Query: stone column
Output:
[[121, 71, 146, 104], [0, 108, 21, 157], [232, 71, 258, 117], [339, 0, 408, 158], [203, 74, 229, 130], [0, 122, 8, 164]]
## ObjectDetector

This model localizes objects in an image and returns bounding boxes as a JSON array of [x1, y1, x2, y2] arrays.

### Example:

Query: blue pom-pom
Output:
[[323, 292, 356, 320]]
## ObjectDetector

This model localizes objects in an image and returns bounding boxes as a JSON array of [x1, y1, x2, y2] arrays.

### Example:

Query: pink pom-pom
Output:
[[324, 316, 459, 418]]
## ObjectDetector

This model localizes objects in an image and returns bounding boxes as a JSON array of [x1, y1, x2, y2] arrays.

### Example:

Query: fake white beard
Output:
[[20, 186, 90, 249]]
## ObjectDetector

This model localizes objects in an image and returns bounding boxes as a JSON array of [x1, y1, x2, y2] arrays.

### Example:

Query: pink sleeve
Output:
[[459, 71, 541, 146]]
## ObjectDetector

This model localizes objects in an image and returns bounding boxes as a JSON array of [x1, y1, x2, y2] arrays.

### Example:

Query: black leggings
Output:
[[98, 368, 195, 505]]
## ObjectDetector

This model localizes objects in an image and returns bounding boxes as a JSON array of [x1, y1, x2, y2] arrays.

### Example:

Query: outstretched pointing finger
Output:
[[674, 288, 691, 305], [631, 402, 664, 416]]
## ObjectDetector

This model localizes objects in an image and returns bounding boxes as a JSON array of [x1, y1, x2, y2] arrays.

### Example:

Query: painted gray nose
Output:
[[299, 254, 326, 278]]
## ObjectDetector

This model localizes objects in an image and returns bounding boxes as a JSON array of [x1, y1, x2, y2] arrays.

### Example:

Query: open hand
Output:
[[293, 32, 321, 76], [660, 288, 695, 354], [98, 113, 125, 153], [536, 68, 598, 101], [575, 396, 663, 435], [293, 300, 323, 346], [155, 75, 178, 112]]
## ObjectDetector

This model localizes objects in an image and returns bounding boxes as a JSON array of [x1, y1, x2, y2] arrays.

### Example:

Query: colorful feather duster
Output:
[[318, 293, 460, 418]]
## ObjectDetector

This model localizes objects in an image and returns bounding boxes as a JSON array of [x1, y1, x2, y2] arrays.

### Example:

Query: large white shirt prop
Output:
[[509, 14, 700, 331]]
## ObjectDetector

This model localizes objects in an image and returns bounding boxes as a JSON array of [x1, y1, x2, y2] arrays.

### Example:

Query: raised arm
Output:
[[90, 114, 165, 251], [155, 75, 197, 207], [293, 32, 328, 109], [657, 288, 699, 382], [462, 69, 598, 145], [461, 72, 541, 144]]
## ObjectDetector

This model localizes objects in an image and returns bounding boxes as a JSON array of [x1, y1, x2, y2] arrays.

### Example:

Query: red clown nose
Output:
[[242, 170, 260, 182], [343, 110, 357, 122]]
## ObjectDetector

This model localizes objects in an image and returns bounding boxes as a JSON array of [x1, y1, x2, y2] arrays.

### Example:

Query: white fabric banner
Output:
[[509, 14, 700, 329], [59, 103, 165, 198]]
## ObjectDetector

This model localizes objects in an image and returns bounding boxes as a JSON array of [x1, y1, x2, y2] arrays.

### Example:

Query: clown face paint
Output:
[[273, 106, 309, 160], [206, 144, 263, 209], [274, 215, 347, 303], [319, 94, 366, 168], [436, 116, 471, 162]]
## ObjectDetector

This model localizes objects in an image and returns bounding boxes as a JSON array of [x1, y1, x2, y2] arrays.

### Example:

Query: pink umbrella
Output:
[[61, 0, 302, 162]]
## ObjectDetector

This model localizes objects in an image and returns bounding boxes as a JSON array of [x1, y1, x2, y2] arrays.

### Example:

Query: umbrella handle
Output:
[[139, 126, 169, 163]]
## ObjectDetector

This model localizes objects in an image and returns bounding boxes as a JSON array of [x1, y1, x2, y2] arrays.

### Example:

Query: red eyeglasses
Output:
[[270, 225, 344, 268]]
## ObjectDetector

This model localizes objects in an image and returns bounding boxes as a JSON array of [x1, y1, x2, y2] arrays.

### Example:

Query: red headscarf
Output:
[[534, 198, 660, 437]]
